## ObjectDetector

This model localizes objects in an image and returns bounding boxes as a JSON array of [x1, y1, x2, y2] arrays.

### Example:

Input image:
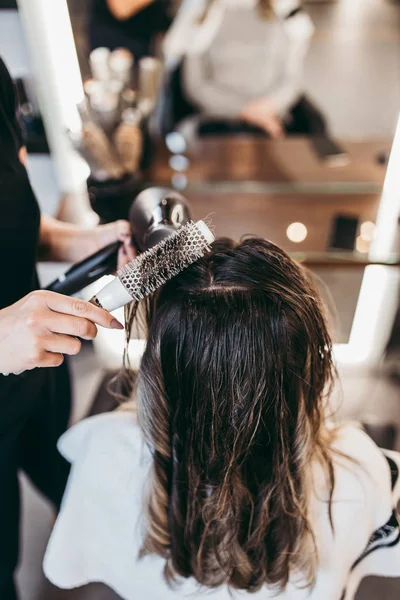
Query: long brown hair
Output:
[[129, 238, 337, 592]]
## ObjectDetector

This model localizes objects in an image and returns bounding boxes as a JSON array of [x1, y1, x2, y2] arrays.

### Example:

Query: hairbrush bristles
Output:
[[89, 220, 214, 312], [118, 221, 212, 300]]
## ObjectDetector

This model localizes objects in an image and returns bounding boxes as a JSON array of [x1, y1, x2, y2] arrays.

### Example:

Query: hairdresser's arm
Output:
[[18, 145, 134, 267], [18, 146, 28, 166], [106, 0, 155, 20], [0, 291, 123, 375], [39, 215, 135, 267]]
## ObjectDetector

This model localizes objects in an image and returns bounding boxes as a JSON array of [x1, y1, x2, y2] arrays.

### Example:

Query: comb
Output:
[[90, 220, 214, 312]]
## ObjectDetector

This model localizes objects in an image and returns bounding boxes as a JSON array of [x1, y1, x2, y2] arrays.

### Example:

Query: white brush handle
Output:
[[90, 277, 132, 312]]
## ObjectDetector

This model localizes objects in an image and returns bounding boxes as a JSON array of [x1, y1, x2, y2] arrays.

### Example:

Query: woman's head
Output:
[[136, 238, 335, 592]]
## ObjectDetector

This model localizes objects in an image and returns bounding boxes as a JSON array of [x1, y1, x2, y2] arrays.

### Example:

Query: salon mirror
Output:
[[67, 0, 400, 188], [60, 0, 400, 359], [65, 0, 400, 268]]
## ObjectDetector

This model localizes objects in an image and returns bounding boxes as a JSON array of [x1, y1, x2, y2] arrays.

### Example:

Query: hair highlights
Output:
[[130, 238, 336, 592]]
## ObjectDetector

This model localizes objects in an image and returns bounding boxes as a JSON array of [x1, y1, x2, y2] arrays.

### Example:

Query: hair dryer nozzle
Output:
[[129, 187, 191, 251]]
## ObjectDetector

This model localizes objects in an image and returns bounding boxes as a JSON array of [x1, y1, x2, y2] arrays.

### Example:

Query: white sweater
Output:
[[164, 0, 314, 118], [44, 413, 400, 600]]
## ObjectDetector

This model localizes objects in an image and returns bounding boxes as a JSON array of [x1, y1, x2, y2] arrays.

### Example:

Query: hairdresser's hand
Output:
[[40, 216, 136, 269], [240, 98, 284, 139], [0, 290, 124, 375], [92, 220, 136, 270]]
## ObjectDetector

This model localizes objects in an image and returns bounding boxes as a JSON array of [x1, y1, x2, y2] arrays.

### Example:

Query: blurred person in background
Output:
[[89, 0, 172, 60], [162, 0, 327, 137]]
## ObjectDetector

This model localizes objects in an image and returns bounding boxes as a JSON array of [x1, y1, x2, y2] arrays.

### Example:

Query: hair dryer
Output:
[[46, 188, 192, 296]]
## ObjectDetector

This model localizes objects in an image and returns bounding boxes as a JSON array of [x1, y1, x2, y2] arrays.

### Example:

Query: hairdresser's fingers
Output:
[[42, 313, 98, 340], [36, 350, 65, 368], [122, 235, 136, 260], [43, 333, 82, 356], [95, 219, 131, 249], [115, 220, 131, 240], [31, 291, 124, 329], [117, 237, 136, 270]]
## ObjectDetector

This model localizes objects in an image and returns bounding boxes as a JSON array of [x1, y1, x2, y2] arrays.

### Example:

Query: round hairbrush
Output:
[[90, 220, 214, 312]]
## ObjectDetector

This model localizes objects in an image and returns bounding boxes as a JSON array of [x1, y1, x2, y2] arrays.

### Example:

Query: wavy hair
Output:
[[128, 238, 336, 592]]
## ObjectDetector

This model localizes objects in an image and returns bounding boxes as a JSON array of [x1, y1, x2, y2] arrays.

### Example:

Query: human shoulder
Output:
[[311, 423, 392, 512], [332, 422, 390, 473], [57, 411, 145, 464], [330, 423, 394, 528]]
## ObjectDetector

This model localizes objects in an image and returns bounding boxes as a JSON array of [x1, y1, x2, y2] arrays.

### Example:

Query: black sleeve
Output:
[[0, 56, 25, 150]]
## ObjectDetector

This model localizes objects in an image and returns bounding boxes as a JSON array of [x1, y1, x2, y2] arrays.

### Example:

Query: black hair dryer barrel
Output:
[[46, 188, 192, 296]]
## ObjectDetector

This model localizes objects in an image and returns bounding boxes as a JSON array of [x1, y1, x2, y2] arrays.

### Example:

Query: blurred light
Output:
[[17, 0, 86, 196], [169, 154, 190, 172], [356, 236, 370, 253], [165, 132, 187, 154], [20, 0, 85, 133], [369, 114, 400, 261], [171, 173, 188, 191], [347, 265, 399, 364], [360, 221, 375, 241], [286, 222, 307, 243]]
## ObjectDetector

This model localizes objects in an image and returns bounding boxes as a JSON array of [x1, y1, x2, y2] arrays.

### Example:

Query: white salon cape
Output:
[[44, 413, 400, 600]]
